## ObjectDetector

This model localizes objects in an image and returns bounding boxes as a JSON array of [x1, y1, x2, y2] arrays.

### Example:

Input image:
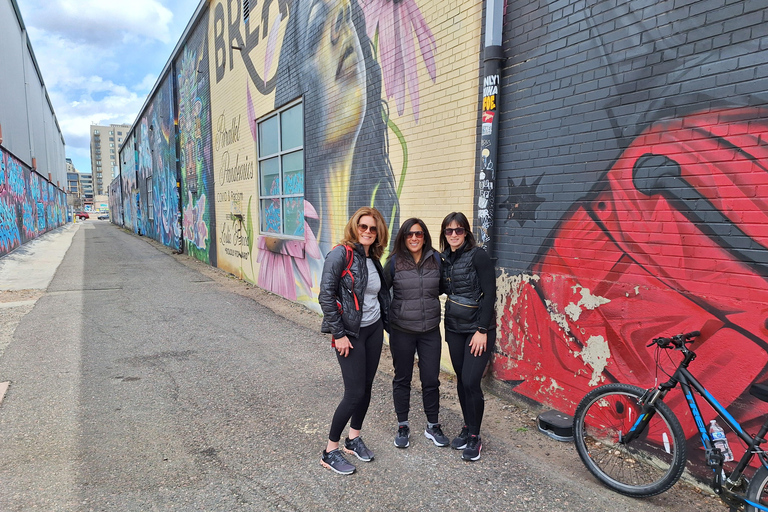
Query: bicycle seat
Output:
[[750, 383, 768, 403]]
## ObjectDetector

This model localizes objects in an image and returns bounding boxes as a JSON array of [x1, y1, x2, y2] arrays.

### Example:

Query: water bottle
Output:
[[709, 419, 734, 462]]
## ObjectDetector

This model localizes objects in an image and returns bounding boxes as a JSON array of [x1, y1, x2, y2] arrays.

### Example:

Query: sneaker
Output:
[[321, 449, 356, 475], [394, 425, 410, 448], [424, 424, 450, 447], [451, 425, 469, 450], [343, 436, 374, 462], [462, 435, 482, 461]]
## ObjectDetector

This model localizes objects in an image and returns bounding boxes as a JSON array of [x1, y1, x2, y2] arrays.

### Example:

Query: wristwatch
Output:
[[477, 327, 488, 334]]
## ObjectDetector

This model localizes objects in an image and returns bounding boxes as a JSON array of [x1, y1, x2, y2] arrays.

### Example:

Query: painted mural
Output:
[[207, 0, 449, 306], [135, 76, 181, 250], [179, 14, 216, 266], [0, 145, 67, 257], [120, 132, 137, 231], [492, 0, 768, 464]]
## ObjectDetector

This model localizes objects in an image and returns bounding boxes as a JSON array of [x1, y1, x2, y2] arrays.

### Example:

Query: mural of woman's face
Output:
[[304, 0, 367, 151]]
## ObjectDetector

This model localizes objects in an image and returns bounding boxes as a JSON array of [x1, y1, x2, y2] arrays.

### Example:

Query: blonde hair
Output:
[[340, 207, 389, 260]]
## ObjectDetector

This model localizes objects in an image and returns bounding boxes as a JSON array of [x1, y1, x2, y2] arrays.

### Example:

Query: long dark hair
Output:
[[439, 212, 476, 252], [389, 217, 433, 263], [273, 0, 398, 247]]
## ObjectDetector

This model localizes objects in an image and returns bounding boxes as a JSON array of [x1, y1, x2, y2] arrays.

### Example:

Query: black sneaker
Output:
[[343, 436, 374, 462], [424, 424, 450, 447], [451, 425, 469, 450], [394, 425, 410, 448], [321, 449, 356, 475], [462, 435, 482, 461]]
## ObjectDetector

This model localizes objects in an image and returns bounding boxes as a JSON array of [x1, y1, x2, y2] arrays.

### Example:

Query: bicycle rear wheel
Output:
[[746, 466, 768, 511], [573, 383, 686, 497]]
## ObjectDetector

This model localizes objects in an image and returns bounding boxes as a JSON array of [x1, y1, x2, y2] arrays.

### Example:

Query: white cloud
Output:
[[15, 0, 193, 173], [24, 0, 175, 45]]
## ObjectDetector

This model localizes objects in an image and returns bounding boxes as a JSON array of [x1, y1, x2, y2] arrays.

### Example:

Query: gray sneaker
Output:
[[321, 449, 356, 475], [394, 425, 410, 448], [451, 425, 469, 450], [343, 436, 374, 462], [462, 435, 482, 461], [424, 424, 450, 447]]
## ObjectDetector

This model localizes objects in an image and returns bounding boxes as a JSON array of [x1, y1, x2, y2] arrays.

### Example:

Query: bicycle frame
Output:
[[626, 355, 768, 511]]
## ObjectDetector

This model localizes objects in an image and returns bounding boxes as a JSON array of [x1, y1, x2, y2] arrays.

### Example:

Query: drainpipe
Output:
[[171, 66, 184, 254], [476, 0, 505, 258]]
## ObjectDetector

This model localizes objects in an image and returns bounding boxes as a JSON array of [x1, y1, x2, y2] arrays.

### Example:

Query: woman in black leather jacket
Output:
[[383, 218, 449, 449], [440, 212, 496, 462], [318, 207, 390, 475]]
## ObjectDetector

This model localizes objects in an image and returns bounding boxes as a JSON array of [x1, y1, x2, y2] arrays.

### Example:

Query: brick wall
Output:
[[491, 0, 768, 460]]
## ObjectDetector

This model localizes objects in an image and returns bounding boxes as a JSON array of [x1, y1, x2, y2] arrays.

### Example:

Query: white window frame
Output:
[[147, 177, 154, 221], [256, 100, 304, 238]]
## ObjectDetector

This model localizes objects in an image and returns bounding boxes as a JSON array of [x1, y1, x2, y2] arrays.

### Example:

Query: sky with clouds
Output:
[[16, 0, 200, 174]]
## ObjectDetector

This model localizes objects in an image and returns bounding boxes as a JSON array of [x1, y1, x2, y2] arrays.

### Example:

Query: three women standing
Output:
[[384, 218, 450, 449], [318, 209, 495, 474], [318, 207, 390, 475]]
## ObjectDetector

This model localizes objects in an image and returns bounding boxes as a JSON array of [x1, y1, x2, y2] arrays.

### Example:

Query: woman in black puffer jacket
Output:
[[383, 218, 449, 450], [318, 207, 390, 475], [440, 212, 496, 462]]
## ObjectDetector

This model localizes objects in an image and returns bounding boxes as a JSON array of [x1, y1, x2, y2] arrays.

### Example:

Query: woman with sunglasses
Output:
[[318, 207, 390, 475], [383, 218, 449, 450], [439, 212, 496, 461]]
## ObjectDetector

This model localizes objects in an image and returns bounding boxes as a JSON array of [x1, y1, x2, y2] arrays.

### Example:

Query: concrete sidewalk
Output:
[[0, 222, 80, 293], [0, 223, 80, 378]]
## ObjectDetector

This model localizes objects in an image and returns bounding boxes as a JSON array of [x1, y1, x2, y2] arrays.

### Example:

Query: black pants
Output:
[[389, 328, 442, 424], [445, 329, 496, 436], [328, 320, 384, 443]]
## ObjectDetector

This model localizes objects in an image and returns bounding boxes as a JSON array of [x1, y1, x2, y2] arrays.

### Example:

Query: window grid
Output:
[[147, 177, 154, 221], [257, 101, 304, 238]]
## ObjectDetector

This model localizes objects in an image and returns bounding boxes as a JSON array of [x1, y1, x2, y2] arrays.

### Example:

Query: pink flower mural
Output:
[[183, 190, 208, 250], [362, 0, 437, 121], [256, 200, 322, 301]]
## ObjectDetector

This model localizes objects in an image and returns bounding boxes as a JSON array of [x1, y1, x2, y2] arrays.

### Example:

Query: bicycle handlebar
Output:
[[646, 331, 701, 348]]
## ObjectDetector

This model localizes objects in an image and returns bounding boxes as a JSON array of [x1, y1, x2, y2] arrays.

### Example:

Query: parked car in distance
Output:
[[97, 214, 109, 220], [76, 212, 89, 220]]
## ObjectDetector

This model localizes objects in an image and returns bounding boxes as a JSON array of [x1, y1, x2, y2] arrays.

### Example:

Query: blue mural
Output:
[[0, 145, 67, 257]]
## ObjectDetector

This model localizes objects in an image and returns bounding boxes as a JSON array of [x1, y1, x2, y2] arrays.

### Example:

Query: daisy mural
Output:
[[361, 0, 437, 122]]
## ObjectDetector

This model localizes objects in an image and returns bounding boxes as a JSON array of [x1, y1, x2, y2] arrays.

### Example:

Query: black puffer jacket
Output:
[[384, 249, 441, 333], [319, 243, 390, 339], [441, 243, 496, 333]]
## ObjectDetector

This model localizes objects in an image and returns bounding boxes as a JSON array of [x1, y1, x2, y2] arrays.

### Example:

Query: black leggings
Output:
[[389, 328, 442, 424], [328, 320, 384, 443], [445, 329, 496, 436]]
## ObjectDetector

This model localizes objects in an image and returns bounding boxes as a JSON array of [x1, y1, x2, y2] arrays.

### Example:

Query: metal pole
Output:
[[477, 0, 505, 258]]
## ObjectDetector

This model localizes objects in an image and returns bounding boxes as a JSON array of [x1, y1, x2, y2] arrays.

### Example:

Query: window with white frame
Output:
[[147, 177, 154, 221], [257, 101, 304, 237]]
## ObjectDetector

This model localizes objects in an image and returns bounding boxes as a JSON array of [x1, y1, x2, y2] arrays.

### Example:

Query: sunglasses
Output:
[[406, 231, 424, 239], [358, 223, 377, 234], [444, 227, 466, 236]]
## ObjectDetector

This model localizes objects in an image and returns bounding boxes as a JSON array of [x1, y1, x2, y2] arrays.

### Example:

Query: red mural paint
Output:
[[493, 108, 768, 459]]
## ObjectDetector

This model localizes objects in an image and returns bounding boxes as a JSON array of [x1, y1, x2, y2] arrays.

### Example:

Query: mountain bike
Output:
[[572, 331, 768, 511]]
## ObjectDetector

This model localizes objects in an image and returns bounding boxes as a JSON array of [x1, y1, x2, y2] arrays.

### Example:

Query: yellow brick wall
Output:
[[204, 0, 483, 305]]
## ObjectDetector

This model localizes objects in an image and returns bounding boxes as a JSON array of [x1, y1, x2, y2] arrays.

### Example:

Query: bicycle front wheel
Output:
[[573, 383, 686, 497], [746, 465, 768, 511]]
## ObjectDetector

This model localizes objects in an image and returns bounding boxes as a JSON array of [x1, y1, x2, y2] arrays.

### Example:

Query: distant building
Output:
[[90, 123, 130, 195], [80, 172, 93, 209]]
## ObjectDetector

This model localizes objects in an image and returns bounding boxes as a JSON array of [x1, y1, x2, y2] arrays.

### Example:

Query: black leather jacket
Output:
[[319, 243, 390, 338]]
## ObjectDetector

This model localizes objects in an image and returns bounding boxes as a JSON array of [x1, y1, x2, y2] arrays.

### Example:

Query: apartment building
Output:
[[90, 123, 130, 195]]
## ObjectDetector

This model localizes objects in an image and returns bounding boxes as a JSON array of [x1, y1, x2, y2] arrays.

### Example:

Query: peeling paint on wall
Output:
[[565, 285, 610, 321], [578, 335, 610, 386]]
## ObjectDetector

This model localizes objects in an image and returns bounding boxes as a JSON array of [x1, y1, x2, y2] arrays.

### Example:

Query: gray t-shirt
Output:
[[360, 258, 381, 327]]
